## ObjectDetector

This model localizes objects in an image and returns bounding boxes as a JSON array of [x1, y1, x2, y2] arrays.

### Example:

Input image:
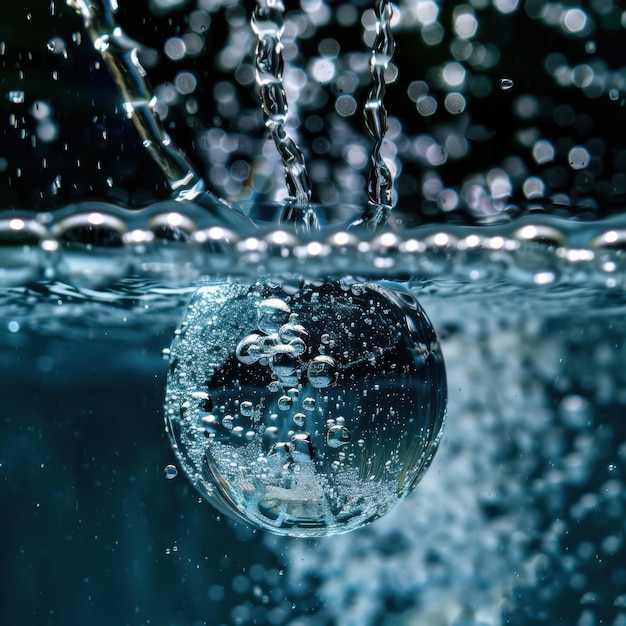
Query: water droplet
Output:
[[307, 355, 337, 389], [257, 298, 291, 334], [7, 91, 25, 104], [165, 280, 446, 536], [240, 401, 254, 417], [499, 77, 514, 90], [236, 334, 264, 364], [164, 464, 178, 479], [326, 425, 350, 448]]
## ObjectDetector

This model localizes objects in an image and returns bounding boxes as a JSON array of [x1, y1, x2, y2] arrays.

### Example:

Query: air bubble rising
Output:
[[164, 464, 179, 480], [327, 425, 351, 448], [277, 395, 292, 411], [164, 279, 447, 536], [307, 355, 338, 389], [257, 298, 292, 334], [240, 401, 254, 417], [269, 345, 298, 379], [235, 334, 263, 365], [279, 323, 309, 343], [288, 338, 307, 356]]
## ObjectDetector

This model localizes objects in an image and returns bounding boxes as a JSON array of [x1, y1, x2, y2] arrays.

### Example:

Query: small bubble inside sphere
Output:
[[164, 279, 447, 537]]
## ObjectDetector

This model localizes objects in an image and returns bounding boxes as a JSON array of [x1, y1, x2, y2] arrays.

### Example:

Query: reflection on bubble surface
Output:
[[165, 279, 446, 536]]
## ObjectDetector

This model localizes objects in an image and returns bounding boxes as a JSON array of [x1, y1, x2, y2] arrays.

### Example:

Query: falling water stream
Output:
[[68, 0, 208, 201]]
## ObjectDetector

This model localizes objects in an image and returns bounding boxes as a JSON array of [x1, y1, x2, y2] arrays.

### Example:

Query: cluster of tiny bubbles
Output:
[[164, 278, 446, 536], [259, 312, 626, 625]]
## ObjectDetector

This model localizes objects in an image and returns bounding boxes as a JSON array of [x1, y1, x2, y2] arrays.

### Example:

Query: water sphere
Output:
[[164, 464, 178, 480], [164, 279, 446, 537]]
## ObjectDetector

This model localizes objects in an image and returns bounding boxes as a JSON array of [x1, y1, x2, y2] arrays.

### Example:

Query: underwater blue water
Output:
[[1, 268, 625, 626]]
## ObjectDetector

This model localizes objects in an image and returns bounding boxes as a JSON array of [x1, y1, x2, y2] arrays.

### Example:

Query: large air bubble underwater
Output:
[[1, 0, 626, 625], [164, 279, 446, 537]]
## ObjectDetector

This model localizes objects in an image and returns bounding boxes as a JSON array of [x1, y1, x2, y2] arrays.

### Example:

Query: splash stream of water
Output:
[[67, 0, 207, 202], [251, 0, 316, 230], [356, 0, 397, 229], [67, 0, 401, 231]]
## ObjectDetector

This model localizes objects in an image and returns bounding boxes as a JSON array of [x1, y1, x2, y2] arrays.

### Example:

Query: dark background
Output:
[[1, 1, 626, 219], [0, 328, 300, 626]]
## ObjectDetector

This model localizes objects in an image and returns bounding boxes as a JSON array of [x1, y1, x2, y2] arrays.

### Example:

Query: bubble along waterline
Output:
[[5, 0, 626, 287]]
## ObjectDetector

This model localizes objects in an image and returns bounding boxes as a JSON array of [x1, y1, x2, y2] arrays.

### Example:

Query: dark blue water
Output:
[[1, 279, 625, 626]]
